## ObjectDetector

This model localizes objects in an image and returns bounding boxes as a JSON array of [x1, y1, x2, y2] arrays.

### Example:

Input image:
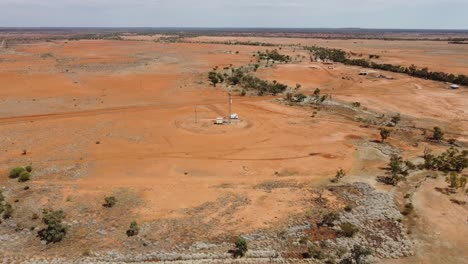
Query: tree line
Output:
[[304, 46, 468, 86]]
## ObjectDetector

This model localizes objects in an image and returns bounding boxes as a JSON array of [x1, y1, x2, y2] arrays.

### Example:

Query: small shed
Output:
[[450, 84, 460, 89]]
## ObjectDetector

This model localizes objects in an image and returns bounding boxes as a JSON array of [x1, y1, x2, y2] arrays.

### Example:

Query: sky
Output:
[[0, 0, 467, 29]]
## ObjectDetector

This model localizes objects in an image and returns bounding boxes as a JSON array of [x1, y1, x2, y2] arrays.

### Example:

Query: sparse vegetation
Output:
[[126, 221, 140, 237], [340, 223, 359, 237], [304, 244, 324, 259], [332, 169, 346, 183], [433, 126, 444, 141], [446, 172, 467, 192], [232, 236, 248, 258], [1, 192, 14, 220], [320, 212, 339, 227], [379, 128, 392, 143], [37, 209, 67, 244], [391, 113, 401, 126], [103, 196, 117, 208]]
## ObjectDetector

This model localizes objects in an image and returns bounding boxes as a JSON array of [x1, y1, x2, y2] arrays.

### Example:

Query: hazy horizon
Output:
[[0, 0, 467, 30]]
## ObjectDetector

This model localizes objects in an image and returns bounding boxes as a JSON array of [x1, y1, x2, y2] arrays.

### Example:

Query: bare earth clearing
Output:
[[0, 34, 467, 263]]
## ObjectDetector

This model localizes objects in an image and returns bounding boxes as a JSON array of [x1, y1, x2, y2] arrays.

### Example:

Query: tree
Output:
[[208, 72, 219, 87], [446, 172, 467, 192], [433, 127, 444, 141], [379, 128, 391, 143], [332, 169, 346, 183], [391, 114, 401, 125], [385, 154, 408, 185], [233, 237, 248, 258], [37, 209, 67, 244], [126, 221, 140, 237]]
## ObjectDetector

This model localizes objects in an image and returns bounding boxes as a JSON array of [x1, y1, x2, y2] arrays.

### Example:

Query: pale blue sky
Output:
[[0, 0, 467, 29]]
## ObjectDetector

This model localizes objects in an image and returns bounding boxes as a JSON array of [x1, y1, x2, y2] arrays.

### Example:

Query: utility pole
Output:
[[228, 93, 232, 124]]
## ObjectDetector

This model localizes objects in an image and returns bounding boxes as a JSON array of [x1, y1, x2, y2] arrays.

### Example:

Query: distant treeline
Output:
[[68, 33, 122, 41], [305, 46, 468, 86], [185, 40, 276, 47], [448, 41, 468, 45]]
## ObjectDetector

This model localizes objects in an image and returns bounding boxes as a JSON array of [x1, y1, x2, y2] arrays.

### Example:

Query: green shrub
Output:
[[320, 212, 339, 227], [344, 205, 353, 212], [37, 209, 67, 244], [332, 169, 346, 183], [402, 203, 414, 216], [126, 221, 140, 237], [433, 127, 444, 141], [25, 165, 32, 173], [233, 236, 248, 258], [103, 196, 117, 208], [340, 223, 359, 237], [306, 244, 324, 259], [379, 128, 391, 143], [18, 171, 31, 182], [9, 167, 26, 179], [1, 203, 13, 219]]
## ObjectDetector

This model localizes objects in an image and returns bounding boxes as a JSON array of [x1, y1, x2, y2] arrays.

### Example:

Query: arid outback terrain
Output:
[[0, 30, 467, 263]]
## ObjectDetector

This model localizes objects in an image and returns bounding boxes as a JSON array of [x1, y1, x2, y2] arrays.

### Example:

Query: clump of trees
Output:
[[311, 88, 330, 104], [126, 221, 140, 237], [304, 45, 468, 86], [208, 71, 225, 87], [37, 209, 68, 244], [422, 147, 467, 172], [226, 67, 289, 96], [382, 155, 416, 186], [257, 49, 291, 63], [9, 166, 32, 182], [446, 172, 467, 192]]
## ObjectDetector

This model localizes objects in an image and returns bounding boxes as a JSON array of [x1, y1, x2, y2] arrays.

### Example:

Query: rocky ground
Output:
[[1, 183, 413, 264]]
